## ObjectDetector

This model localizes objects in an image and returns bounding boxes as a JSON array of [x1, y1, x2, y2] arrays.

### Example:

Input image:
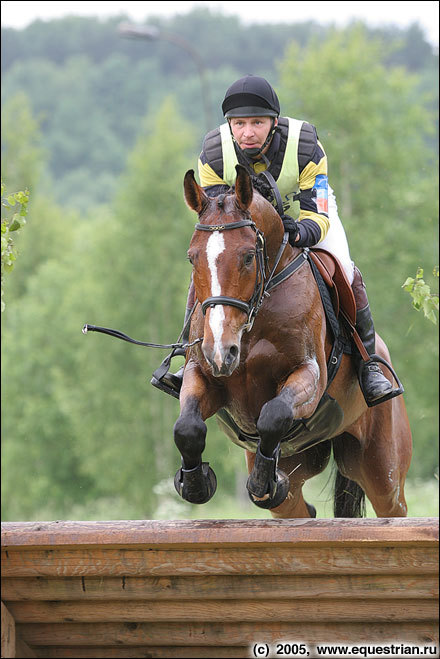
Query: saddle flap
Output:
[[309, 248, 357, 327]]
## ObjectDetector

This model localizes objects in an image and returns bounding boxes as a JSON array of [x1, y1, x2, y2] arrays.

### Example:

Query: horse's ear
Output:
[[184, 170, 209, 214], [235, 164, 253, 211]]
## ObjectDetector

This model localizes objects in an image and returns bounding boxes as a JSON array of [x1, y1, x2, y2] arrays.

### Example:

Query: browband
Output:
[[194, 219, 255, 232]]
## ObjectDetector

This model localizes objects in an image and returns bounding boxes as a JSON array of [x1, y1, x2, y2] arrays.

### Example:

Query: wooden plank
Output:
[[17, 620, 439, 647], [2, 545, 437, 577], [2, 519, 438, 656], [15, 637, 37, 658], [6, 598, 438, 624], [1, 602, 16, 659], [34, 647, 249, 658], [2, 518, 438, 548], [3, 573, 437, 601]]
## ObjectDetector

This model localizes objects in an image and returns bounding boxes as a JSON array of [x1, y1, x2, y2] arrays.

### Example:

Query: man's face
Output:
[[229, 116, 277, 154]]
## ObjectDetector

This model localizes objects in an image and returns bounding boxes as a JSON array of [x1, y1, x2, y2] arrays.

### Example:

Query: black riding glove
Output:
[[282, 215, 300, 245], [282, 216, 322, 248]]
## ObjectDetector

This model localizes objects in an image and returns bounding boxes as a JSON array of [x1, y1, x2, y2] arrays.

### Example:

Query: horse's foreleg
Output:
[[173, 361, 223, 504], [246, 451, 323, 518], [247, 360, 322, 509], [257, 359, 321, 457]]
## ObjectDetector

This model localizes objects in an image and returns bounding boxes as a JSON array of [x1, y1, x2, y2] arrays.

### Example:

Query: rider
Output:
[[152, 74, 396, 406]]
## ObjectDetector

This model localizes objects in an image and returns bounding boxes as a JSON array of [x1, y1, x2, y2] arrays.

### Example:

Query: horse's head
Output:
[[184, 164, 285, 377]]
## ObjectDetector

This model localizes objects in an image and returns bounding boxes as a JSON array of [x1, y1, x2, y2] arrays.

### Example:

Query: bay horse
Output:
[[174, 164, 412, 518]]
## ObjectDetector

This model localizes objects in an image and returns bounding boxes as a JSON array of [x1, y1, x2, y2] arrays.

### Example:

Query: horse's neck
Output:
[[264, 219, 298, 272], [251, 197, 299, 271]]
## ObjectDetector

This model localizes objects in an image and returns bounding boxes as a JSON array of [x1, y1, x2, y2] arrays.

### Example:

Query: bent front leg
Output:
[[173, 361, 223, 504], [257, 358, 321, 458], [247, 359, 322, 509]]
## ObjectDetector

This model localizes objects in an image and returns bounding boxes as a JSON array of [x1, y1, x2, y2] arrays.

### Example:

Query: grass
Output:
[[165, 467, 439, 520], [13, 467, 437, 522]]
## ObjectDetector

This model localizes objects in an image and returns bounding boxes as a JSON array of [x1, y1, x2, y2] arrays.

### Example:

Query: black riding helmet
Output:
[[222, 75, 280, 160], [222, 74, 280, 118]]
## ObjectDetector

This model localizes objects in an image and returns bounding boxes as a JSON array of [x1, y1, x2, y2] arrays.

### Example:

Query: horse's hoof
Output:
[[248, 469, 290, 509], [174, 461, 217, 504], [246, 442, 290, 510], [246, 443, 290, 509]]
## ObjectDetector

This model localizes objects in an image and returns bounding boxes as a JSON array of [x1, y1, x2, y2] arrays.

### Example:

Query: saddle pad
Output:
[[309, 248, 357, 327]]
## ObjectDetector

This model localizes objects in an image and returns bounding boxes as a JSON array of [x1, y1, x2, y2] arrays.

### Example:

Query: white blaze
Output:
[[206, 231, 226, 360]]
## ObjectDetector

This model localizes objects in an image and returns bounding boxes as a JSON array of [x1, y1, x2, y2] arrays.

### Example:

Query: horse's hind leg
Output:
[[333, 398, 412, 517]]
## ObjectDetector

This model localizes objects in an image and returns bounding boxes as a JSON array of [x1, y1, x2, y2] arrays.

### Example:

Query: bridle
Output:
[[82, 214, 307, 353], [194, 216, 289, 332]]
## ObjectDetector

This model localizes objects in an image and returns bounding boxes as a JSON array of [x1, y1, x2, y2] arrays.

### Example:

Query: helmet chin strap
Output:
[[230, 118, 278, 168]]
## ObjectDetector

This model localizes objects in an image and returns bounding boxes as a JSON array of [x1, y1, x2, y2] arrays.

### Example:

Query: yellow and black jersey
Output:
[[198, 117, 329, 246]]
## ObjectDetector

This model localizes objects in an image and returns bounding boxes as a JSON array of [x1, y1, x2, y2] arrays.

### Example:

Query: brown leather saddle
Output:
[[308, 248, 370, 362], [309, 249, 356, 325]]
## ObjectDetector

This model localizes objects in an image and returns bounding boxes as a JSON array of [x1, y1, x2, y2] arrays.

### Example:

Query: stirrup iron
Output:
[[358, 354, 404, 407]]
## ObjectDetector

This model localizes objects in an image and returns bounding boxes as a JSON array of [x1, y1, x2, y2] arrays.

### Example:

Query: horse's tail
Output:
[[333, 469, 366, 517]]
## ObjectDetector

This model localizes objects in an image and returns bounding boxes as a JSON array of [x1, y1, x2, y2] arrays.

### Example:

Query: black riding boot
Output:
[[351, 267, 395, 405], [150, 303, 192, 398]]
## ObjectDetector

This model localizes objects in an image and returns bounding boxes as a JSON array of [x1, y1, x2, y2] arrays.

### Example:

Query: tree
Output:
[[1, 92, 45, 193], [2, 99, 200, 520], [3, 13, 436, 212]]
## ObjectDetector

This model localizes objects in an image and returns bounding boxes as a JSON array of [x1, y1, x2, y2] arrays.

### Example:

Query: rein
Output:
[[82, 217, 304, 350], [81, 323, 203, 350]]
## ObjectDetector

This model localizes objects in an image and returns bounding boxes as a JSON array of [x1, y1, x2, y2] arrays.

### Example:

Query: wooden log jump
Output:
[[1, 518, 438, 658]]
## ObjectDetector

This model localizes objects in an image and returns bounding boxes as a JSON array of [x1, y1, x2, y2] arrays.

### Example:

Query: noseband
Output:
[[194, 217, 288, 332]]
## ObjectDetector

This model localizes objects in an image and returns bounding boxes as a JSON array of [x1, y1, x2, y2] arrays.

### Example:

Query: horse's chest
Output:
[[222, 341, 295, 432]]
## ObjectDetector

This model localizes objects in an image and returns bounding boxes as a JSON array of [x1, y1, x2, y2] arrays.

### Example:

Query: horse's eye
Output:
[[244, 251, 255, 267]]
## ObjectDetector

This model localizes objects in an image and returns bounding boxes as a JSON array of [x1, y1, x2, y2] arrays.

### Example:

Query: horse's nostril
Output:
[[224, 345, 239, 368]]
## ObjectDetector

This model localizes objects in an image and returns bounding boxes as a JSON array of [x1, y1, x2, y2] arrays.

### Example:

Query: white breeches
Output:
[[318, 184, 354, 285]]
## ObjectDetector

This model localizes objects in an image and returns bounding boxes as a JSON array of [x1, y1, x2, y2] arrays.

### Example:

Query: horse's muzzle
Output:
[[203, 341, 240, 377]]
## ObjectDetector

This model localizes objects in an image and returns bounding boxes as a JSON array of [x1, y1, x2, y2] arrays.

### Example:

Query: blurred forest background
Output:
[[1, 8, 438, 521]]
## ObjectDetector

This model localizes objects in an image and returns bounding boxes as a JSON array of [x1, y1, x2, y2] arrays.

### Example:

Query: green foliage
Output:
[[62, 99, 198, 517], [1, 98, 200, 521], [1, 13, 438, 521], [2, 12, 437, 211], [1, 181, 29, 311], [1, 92, 45, 193], [403, 267, 439, 324]]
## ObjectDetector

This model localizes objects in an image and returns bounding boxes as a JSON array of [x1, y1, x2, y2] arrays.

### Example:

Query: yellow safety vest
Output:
[[219, 117, 304, 218]]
